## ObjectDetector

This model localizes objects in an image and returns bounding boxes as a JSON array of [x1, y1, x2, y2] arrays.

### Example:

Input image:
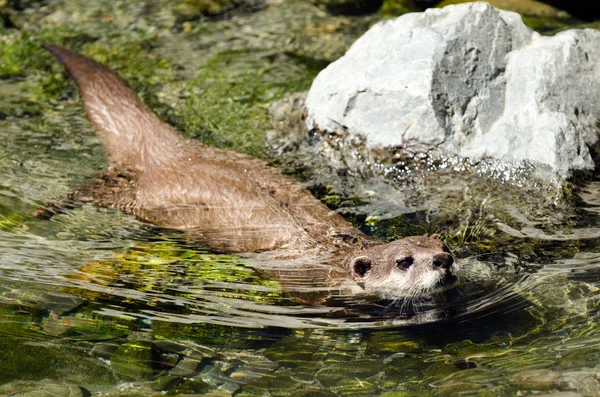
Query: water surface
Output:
[[2, 1, 600, 396]]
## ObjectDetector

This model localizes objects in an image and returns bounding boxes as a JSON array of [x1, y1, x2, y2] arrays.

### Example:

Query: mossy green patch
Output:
[[0, 331, 114, 385], [177, 49, 320, 156], [66, 241, 281, 305], [0, 29, 93, 116], [110, 340, 156, 381]]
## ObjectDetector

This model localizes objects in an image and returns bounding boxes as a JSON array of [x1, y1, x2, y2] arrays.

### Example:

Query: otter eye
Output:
[[396, 257, 413, 270], [352, 257, 373, 277]]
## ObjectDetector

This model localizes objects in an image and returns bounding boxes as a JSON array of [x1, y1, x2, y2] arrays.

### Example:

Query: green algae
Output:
[[0, 211, 25, 233], [0, 335, 115, 386], [110, 340, 157, 381], [178, 49, 320, 156], [63, 241, 282, 305]]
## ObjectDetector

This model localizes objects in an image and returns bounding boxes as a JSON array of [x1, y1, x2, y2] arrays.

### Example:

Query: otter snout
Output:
[[432, 253, 454, 269]]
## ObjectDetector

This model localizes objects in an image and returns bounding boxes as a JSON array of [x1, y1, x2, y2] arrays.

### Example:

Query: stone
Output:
[[90, 342, 121, 359], [510, 369, 560, 390], [110, 341, 156, 381], [37, 292, 85, 315], [154, 340, 216, 359], [229, 361, 278, 384], [558, 371, 600, 395], [169, 357, 204, 377], [316, 360, 384, 388], [305, 2, 600, 179], [196, 364, 240, 393]]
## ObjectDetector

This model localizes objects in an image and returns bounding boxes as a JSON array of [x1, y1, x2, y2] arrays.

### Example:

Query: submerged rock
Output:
[[110, 341, 157, 381], [305, 2, 600, 179]]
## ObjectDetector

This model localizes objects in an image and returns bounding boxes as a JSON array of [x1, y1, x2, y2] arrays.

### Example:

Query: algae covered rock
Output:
[[305, 2, 600, 179], [110, 341, 157, 381]]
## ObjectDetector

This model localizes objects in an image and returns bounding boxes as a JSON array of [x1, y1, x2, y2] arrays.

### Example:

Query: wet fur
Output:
[[40, 45, 455, 298]]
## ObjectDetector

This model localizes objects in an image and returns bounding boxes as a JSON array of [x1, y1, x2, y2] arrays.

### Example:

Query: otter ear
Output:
[[352, 257, 373, 278]]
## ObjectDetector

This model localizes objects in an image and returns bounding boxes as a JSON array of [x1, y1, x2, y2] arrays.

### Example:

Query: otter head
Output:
[[346, 235, 457, 299]]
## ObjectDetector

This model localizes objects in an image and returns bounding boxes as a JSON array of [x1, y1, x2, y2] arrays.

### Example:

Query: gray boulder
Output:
[[305, 2, 600, 178]]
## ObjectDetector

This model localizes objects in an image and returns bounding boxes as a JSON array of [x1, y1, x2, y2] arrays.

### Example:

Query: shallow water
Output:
[[3, 1, 600, 396]]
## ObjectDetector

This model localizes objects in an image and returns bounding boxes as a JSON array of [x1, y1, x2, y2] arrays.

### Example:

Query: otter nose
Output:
[[432, 253, 454, 269]]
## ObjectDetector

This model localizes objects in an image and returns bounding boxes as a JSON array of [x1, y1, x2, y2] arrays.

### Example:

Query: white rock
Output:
[[305, 2, 600, 178]]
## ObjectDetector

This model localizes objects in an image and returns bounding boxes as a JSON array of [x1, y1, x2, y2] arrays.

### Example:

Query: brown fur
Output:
[[40, 45, 456, 297]]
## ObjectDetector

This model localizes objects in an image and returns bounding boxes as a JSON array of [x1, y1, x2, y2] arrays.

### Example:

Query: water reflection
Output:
[[0, 224, 537, 331]]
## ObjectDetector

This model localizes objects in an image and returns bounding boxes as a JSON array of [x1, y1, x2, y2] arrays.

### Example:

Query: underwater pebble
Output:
[[151, 374, 181, 392], [169, 357, 205, 377], [110, 340, 156, 381], [382, 352, 406, 364], [263, 338, 320, 368], [240, 368, 300, 395], [217, 380, 241, 394], [196, 364, 240, 393], [154, 339, 217, 358], [558, 371, 600, 395], [159, 352, 180, 368], [316, 360, 384, 388], [171, 377, 215, 395], [229, 361, 278, 384], [56, 231, 74, 240], [42, 317, 72, 336], [38, 291, 85, 315], [511, 368, 600, 394], [90, 342, 121, 359], [510, 368, 560, 390]]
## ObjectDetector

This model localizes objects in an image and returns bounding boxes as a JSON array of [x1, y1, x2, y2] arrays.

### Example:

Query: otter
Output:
[[38, 45, 457, 299]]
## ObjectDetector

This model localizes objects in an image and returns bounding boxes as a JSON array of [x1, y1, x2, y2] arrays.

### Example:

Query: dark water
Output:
[[3, 1, 600, 396]]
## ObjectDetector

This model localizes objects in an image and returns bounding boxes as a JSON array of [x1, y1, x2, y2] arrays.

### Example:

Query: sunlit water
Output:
[[3, 103, 600, 396], [2, 4, 600, 394]]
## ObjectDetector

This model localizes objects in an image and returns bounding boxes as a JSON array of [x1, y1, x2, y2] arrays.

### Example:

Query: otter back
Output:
[[44, 45, 357, 254]]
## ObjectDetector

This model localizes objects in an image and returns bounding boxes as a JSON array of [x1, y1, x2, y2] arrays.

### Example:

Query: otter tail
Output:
[[44, 45, 180, 167]]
